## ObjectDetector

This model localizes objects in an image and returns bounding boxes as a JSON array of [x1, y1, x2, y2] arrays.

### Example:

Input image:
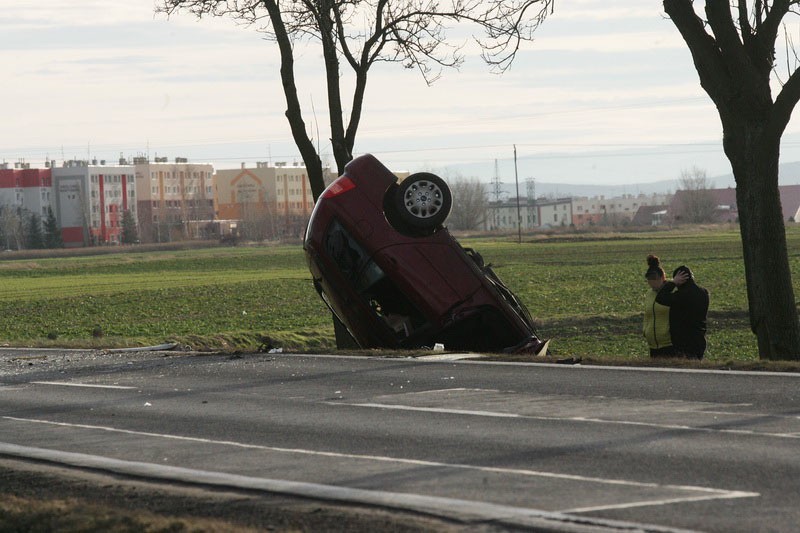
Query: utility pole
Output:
[[527, 177, 536, 228], [514, 145, 521, 244], [492, 159, 502, 231]]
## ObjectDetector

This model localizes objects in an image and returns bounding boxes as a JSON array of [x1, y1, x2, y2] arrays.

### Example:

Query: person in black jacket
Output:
[[655, 265, 709, 359]]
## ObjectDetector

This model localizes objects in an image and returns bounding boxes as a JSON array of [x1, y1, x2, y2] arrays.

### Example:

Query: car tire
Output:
[[392, 172, 452, 231]]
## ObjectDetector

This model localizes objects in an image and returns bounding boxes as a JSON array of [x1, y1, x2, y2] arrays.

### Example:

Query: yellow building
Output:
[[214, 162, 334, 240]]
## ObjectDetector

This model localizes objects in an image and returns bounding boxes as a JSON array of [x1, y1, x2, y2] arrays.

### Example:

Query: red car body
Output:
[[303, 154, 544, 353]]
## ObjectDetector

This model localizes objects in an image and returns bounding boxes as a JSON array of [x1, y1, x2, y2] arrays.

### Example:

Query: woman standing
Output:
[[643, 255, 675, 357]]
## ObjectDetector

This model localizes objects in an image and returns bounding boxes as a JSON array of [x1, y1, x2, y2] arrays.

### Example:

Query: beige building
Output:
[[214, 162, 333, 240], [133, 156, 214, 242], [572, 193, 672, 226]]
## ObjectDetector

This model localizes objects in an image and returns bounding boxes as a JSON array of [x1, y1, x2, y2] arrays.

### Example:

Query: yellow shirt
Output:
[[643, 289, 671, 349]]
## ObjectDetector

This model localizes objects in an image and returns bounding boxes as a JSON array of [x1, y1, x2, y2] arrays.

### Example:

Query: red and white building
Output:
[[0, 162, 53, 218], [52, 160, 138, 246]]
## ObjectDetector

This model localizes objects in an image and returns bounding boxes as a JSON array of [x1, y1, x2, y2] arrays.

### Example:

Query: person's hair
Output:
[[645, 254, 665, 280], [672, 265, 694, 280]]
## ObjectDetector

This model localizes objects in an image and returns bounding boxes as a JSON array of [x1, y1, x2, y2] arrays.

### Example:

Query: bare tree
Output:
[[180, 165, 212, 239], [156, 0, 554, 202], [0, 207, 23, 250], [675, 167, 717, 224], [158, 0, 553, 348], [240, 202, 273, 241], [664, 1, 800, 359], [447, 175, 488, 230]]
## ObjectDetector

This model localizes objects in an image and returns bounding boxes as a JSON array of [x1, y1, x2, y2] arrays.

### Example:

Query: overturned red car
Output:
[[303, 154, 548, 354]]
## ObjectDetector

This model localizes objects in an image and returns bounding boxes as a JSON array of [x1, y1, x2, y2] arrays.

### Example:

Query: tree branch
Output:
[[761, 0, 791, 48], [663, 0, 732, 104], [704, 0, 757, 78], [770, 63, 800, 136]]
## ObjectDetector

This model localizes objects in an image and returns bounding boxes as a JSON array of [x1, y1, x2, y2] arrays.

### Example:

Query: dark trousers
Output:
[[650, 345, 677, 358], [674, 340, 706, 360]]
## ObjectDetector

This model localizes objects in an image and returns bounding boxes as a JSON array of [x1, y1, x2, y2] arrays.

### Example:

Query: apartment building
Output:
[[484, 197, 571, 231], [215, 161, 327, 216], [52, 159, 138, 247], [133, 156, 214, 242], [572, 193, 672, 226], [214, 161, 333, 239], [0, 163, 53, 218], [537, 197, 574, 227]]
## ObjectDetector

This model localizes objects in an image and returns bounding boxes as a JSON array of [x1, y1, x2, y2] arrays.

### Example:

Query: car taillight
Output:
[[322, 176, 356, 198]]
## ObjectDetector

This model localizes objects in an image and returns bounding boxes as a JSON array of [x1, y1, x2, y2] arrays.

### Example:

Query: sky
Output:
[[4, 0, 800, 189]]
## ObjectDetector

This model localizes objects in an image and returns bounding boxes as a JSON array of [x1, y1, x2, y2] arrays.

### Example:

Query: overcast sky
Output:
[[4, 0, 800, 186]]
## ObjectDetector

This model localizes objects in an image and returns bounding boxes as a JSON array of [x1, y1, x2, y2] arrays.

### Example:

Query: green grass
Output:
[[0, 246, 332, 352], [459, 227, 760, 361], [0, 226, 797, 361]]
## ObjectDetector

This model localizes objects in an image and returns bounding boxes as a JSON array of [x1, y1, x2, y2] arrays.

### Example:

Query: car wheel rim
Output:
[[403, 180, 443, 219]]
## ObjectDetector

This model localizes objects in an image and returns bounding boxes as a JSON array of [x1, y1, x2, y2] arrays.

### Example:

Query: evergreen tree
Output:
[[44, 206, 63, 248], [26, 212, 44, 250], [121, 210, 138, 244]]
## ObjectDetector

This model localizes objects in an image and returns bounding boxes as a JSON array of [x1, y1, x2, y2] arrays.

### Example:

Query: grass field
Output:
[[0, 225, 797, 361]]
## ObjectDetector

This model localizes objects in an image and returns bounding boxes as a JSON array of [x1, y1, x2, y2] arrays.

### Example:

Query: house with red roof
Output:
[[668, 184, 800, 224]]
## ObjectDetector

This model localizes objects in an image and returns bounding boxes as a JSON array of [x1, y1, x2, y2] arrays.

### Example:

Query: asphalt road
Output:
[[1, 348, 799, 532]]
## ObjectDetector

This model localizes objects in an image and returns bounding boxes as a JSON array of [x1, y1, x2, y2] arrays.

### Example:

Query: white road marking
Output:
[[1, 415, 758, 513], [0, 441, 699, 532], [330, 401, 800, 439], [31, 381, 136, 390], [690, 409, 800, 420], [562, 492, 756, 513], [410, 387, 501, 394], [414, 353, 483, 361]]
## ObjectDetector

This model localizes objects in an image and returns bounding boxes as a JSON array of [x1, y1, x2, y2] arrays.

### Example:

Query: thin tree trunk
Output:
[[263, 0, 326, 202]]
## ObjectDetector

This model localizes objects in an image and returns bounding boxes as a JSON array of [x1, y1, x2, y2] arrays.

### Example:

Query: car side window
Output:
[[324, 219, 371, 286], [324, 219, 426, 341]]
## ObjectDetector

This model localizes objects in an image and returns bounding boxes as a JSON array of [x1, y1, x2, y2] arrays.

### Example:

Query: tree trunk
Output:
[[727, 129, 800, 359], [263, 0, 326, 202]]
